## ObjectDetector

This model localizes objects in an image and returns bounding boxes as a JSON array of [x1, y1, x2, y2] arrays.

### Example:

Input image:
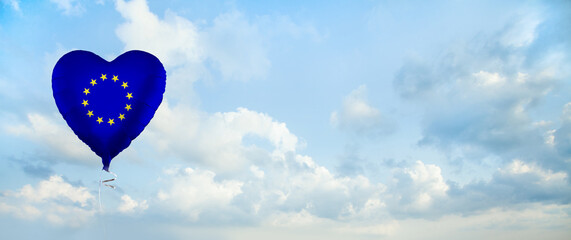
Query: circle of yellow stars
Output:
[[82, 73, 133, 126]]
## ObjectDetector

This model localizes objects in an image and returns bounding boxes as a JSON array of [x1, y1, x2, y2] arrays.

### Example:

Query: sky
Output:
[[0, 0, 570, 239]]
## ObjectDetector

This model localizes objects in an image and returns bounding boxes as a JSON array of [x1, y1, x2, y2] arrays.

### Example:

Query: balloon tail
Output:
[[101, 170, 118, 189]]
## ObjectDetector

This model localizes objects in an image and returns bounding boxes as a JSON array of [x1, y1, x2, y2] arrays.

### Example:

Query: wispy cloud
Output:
[[394, 9, 571, 174], [331, 85, 395, 137], [0, 175, 95, 227], [49, 0, 84, 16], [1, 0, 20, 12]]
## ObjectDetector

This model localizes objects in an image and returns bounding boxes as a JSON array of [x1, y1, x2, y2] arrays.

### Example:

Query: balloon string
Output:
[[98, 169, 116, 240], [98, 170, 102, 211], [98, 170, 107, 240]]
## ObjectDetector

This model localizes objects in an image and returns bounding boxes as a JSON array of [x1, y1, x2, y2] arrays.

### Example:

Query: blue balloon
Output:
[[52, 50, 166, 171]]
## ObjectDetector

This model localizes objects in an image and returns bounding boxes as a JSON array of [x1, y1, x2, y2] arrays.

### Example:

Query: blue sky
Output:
[[1, 0, 570, 239]]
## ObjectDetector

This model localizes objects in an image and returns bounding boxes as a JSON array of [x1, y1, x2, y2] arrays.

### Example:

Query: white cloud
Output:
[[157, 167, 243, 221], [250, 165, 265, 179], [496, 159, 568, 192], [0, 202, 42, 220], [16, 175, 93, 206], [376, 158, 570, 219], [144, 101, 387, 223], [4, 113, 97, 166], [544, 128, 556, 146], [472, 71, 506, 87], [146, 102, 299, 172], [0, 175, 95, 227], [273, 155, 385, 219], [115, 0, 202, 68], [118, 194, 148, 213], [50, 0, 84, 15], [232, 151, 386, 222], [331, 85, 393, 136], [388, 161, 448, 212], [502, 159, 567, 183]]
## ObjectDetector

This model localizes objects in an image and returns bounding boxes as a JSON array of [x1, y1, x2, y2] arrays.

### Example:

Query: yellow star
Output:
[[125, 104, 132, 111], [121, 82, 128, 89], [112, 75, 119, 82], [126, 92, 133, 100], [90, 79, 97, 86], [87, 110, 94, 117], [118, 114, 125, 121], [96, 117, 103, 124], [108, 118, 115, 126], [82, 100, 88, 107], [83, 88, 90, 95], [100, 74, 107, 81]]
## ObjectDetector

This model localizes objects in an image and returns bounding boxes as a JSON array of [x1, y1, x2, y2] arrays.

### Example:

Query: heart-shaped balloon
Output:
[[52, 50, 166, 171]]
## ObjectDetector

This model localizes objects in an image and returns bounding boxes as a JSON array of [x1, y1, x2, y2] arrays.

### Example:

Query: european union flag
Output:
[[52, 50, 166, 171]]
